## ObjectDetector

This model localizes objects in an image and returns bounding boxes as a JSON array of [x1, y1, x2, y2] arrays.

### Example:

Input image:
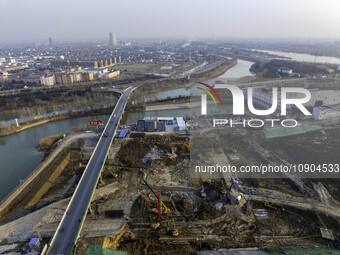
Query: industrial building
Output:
[[136, 117, 186, 132], [312, 105, 340, 120], [136, 119, 165, 132], [109, 32, 118, 47], [144, 117, 174, 125], [244, 89, 281, 113], [176, 117, 186, 131], [277, 67, 293, 75]]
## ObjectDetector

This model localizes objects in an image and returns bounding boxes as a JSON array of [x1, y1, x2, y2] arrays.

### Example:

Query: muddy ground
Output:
[[1, 127, 340, 254], [75, 132, 340, 254]]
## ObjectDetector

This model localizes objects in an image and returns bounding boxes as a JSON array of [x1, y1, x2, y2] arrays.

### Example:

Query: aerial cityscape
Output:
[[1, 0, 340, 254]]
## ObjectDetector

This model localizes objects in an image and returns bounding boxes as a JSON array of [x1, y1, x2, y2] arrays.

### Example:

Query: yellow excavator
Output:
[[171, 218, 179, 237], [264, 201, 284, 210], [152, 203, 170, 214]]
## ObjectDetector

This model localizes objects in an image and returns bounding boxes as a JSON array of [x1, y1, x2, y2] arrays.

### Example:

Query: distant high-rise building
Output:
[[40, 75, 56, 86], [49, 37, 53, 46], [82, 72, 93, 81], [108, 32, 118, 46]]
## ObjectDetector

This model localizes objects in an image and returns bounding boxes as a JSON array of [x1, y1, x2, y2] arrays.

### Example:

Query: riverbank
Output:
[[145, 101, 193, 111], [0, 132, 94, 222], [134, 59, 237, 95], [0, 107, 115, 137]]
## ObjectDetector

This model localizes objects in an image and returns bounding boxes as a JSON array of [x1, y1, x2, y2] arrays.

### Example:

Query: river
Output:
[[0, 98, 116, 127], [253, 49, 340, 65], [0, 60, 254, 201]]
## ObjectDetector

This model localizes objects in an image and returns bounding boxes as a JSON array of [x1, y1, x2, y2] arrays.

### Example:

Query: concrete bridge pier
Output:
[[98, 172, 103, 185]]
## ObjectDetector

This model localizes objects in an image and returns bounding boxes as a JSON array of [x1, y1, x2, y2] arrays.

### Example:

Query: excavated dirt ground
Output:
[[75, 133, 340, 254], [2, 129, 340, 254]]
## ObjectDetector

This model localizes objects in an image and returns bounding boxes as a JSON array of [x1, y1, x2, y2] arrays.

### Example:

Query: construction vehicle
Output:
[[142, 178, 170, 214], [231, 178, 238, 185], [264, 201, 284, 210], [242, 190, 252, 214], [249, 223, 256, 230], [151, 190, 161, 230], [223, 187, 232, 203], [236, 193, 243, 204], [171, 218, 179, 237], [200, 184, 206, 198], [223, 178, 239, 203]]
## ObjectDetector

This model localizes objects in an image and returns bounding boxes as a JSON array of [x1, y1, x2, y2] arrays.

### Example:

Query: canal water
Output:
[[0, 98, 116, 127], [0, 115, 110, 201], [0, 60, 254, 201], [253, 49, 340, 65]]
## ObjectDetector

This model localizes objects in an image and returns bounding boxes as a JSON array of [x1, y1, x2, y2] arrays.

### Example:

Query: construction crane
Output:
[[151, 190, 161, 230], [142, 178, 170, 214], [200, 184, 206, 198], [242, 190, 252, 214], [318, 214, 328, 230]]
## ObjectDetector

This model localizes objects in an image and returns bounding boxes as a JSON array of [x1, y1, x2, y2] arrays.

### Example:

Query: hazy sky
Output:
[[1, 0, 340, 42]]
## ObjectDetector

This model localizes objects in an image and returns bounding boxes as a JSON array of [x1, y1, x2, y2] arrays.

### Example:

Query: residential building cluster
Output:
[[40, 69, 120, 86], [0, 37, 216, 89]]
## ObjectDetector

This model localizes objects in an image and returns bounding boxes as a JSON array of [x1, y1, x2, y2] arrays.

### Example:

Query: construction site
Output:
[[75, 127, 340, 254], [0, 119, 340, 254]]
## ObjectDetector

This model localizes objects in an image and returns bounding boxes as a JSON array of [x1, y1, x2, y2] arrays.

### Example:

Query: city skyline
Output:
[[1, 0, 340, 43]]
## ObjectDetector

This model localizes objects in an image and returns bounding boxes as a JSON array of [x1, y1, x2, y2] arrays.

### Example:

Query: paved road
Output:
[[47, 86, 135, 254]]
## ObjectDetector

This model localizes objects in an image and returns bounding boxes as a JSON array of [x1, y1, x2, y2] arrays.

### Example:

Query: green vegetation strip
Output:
[[85, 245, 127, 255], [265, 247, 340, 254], [264, 125, 322, 139]]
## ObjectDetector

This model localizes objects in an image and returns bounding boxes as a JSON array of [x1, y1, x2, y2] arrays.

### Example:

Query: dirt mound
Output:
[[130, 195, 152, 220], [175, 199, 192, 212], [39, 134, 64, 150], [116, 135, 189, 167], [117, 238, 196, 255]]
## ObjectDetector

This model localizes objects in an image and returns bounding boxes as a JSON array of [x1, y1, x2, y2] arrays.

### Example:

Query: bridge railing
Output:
[[46, 91, 126, 255]]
